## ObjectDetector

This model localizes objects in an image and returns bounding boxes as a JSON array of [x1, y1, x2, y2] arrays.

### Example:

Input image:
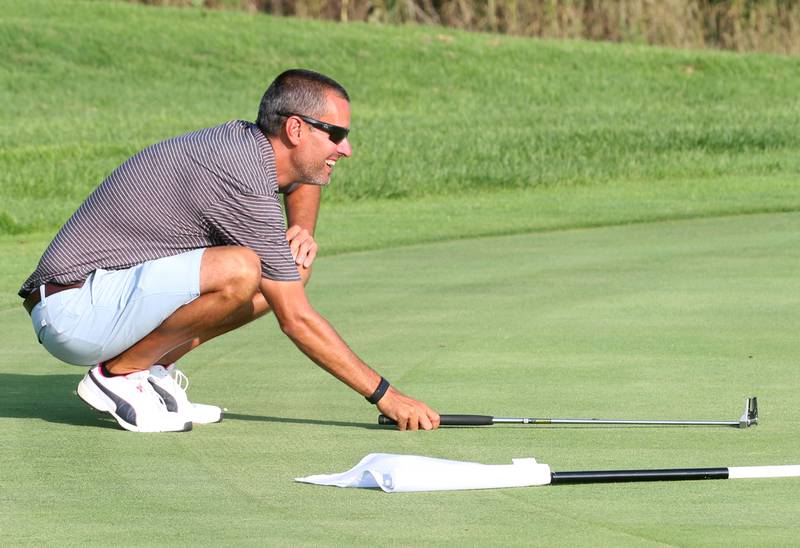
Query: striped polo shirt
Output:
[[19, 120, 299, 298]]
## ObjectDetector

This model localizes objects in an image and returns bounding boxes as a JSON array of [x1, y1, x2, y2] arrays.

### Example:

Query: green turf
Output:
[[6, 173, 799, 311], [3, 212, 799, 545], [2, 0, 800, 233], [4, 0, 800, 544]]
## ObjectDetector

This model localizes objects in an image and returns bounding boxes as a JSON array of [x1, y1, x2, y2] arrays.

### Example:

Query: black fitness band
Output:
[[366, 377, 390, 405]]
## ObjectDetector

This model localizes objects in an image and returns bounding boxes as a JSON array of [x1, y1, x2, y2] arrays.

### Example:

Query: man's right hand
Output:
[[377, 387, 440, 431]]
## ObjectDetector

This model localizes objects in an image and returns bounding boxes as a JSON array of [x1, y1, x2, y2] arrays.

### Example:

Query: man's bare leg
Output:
[[155, 291, 271, 365], [156, 256, 311, 365], [154, 258, 312, 365], [105, 246, 264, 375]]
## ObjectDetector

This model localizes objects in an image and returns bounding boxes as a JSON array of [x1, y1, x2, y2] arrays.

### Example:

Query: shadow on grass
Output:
[[2, 374, 729, 433], [225, 413, 728, 431], [0, 373, 385, 431], [221, 414, 637, 430], [224, 413, 384, 430], [0, 373, 120, 429]]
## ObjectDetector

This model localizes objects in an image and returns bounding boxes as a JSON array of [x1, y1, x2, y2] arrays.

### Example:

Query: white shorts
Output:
[[30, 248, 206, 366]]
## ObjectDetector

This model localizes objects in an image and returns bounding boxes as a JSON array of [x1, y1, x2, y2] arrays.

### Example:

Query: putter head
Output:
[[739, 396, 758, 428]]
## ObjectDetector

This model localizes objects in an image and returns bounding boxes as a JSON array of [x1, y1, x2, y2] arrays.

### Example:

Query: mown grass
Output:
[[4, 173, 799, 311], [4, 2, 800, 545], [4, 212, 800, 545], [2, 0, 800, 234]]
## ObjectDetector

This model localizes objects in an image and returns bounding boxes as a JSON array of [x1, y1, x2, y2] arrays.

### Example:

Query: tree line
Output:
[[140, 0, 800, 54]]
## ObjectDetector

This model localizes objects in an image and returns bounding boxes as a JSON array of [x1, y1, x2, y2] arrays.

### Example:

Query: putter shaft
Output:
[[378, 415, 742, 427], [377, 396, 758, 428], [494, 417, 742, 426]]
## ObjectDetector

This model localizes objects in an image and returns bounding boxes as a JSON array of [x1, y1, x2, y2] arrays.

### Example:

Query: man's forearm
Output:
[[279, 307, 440, 430], [261, 278, 379, 396], [280, 308, 380, 397], [284, 184, 321, 234], [260, 278, 440, 430], [284, 184, 321, 272]]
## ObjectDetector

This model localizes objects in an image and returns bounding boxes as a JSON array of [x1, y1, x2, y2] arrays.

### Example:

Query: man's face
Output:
[[292, 93, 352, 186]]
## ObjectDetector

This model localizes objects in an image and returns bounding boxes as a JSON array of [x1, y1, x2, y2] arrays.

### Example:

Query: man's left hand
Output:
[[286, 225, 318, 269]]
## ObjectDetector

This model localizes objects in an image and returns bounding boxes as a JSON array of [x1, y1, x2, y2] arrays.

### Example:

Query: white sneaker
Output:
[[77, 366, 193, 433], [148, 364, 223, 424]]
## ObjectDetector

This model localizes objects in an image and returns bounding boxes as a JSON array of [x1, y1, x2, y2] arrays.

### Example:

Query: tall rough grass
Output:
[[138, 0, 800, 54]]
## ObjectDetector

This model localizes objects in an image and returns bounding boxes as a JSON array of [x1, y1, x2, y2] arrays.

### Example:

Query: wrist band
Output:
[[366, 377, 390, 405]]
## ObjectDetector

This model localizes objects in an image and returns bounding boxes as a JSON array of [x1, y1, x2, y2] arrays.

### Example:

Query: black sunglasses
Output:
[[278, 111, 350, 144]]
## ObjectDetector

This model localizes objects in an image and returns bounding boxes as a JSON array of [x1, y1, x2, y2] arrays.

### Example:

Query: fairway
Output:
[[3, 212, 798, 545]]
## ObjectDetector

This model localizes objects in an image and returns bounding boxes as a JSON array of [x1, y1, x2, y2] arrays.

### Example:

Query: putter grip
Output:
[[378, 414, 494, 426]]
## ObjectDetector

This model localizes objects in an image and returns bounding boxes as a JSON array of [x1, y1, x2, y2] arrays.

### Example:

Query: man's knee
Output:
[[201, 247, 262, 301]]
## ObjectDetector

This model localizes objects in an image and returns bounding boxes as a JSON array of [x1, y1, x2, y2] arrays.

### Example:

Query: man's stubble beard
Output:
[[295, 157, 331, 187]]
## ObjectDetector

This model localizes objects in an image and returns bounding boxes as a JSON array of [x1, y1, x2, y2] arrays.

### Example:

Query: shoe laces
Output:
[[171, 367, 190, 393]]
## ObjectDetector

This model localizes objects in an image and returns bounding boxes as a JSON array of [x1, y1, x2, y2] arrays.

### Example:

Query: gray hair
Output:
[[256, 69, 350, 137]]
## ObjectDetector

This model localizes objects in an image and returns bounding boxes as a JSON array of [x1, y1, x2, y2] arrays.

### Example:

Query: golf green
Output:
[[2, 212, 798, 545]]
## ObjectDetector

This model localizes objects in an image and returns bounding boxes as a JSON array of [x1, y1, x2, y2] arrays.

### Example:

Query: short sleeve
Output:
[[204, 194, 300, 281]]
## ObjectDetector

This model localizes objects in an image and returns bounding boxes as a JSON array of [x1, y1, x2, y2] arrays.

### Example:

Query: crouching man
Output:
[[20, 69, 440, 433]]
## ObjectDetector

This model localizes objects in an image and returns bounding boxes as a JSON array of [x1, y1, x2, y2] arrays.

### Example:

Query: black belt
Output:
[[23, 282, 85, 315]]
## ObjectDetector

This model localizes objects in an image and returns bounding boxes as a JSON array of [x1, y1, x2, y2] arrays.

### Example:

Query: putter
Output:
[[378, 396, 758, 428]]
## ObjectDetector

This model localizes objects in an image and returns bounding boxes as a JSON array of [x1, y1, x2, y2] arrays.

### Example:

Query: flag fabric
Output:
[[295, 453, 552, 493]]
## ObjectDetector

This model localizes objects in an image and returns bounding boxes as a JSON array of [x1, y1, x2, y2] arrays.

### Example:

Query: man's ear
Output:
[[284, 116, 303, 146]]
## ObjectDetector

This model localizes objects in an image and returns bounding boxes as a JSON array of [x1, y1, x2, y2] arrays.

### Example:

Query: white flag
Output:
[[295, 453, 552, 493]]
